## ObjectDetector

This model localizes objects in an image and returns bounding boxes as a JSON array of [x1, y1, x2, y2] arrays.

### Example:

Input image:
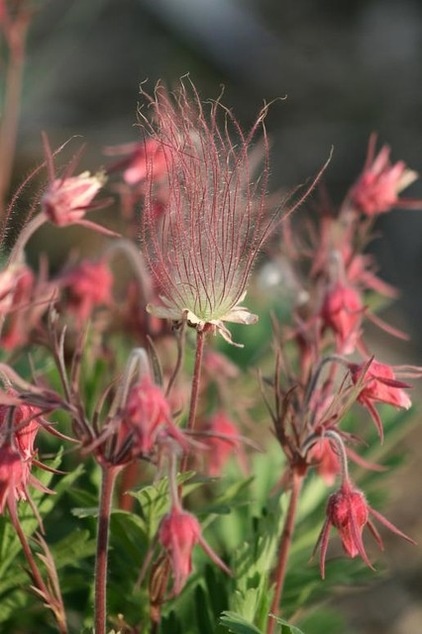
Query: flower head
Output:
[[140, 81, 273, 346], [42, 171, 105, 227], [203, 411, 242, 477], [121, 374, 185, 457], [349, 135, 418, 216], [320, 281, 363, 353], [348, 359, 412, 440], [315, 479, 414, 578], [63, 259, 114, 322], [158, 508, 201, 595]]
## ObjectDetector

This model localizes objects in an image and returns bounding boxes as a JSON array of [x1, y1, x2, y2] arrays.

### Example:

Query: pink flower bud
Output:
[[0, 444, 28, 512], [203, 411, 241, 477], [63, 259, 113, 322], [121, 375, 185, 456], [158, 508, 201, 595], [42, 172, 104, 226], [349, 138, 418, 216], [315, 479, 415, 578], [320, 282, 363, 353], [349, 359, 412, 439]]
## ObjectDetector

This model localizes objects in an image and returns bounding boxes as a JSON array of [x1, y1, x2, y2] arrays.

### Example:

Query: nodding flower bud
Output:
[[42, 171, 105, 226], [158, 508, 201, 595], [121, 375, 186, 457], [63, 259, 114, 322], [315, 479, 415, 579]]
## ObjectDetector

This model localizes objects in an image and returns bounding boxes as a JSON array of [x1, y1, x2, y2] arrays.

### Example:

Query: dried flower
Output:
[[315, 479, 414, 578], [349, 135, 418, 216], [140, 81, 274, 346]]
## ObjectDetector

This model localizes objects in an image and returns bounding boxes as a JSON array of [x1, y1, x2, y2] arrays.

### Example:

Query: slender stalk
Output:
[[180, 327, 206, 472], [267, 471, 303, 634], [94, 464, 119, 634], [186, 327, 206, 433], [10, 504, 68, 634]]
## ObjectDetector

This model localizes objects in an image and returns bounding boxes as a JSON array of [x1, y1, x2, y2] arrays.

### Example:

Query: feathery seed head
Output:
[[140, 81, 273, 345]]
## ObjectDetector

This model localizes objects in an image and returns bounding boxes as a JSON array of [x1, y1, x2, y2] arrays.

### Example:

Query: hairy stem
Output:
[[180, 327, 206, 471], [94, 464, 119, 634], [267, 471, 303, 634]]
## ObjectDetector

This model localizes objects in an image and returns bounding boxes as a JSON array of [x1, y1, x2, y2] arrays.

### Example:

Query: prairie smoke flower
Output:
[[203, 411, 242, 477], [158, 506, 230, 595], [349, 359, 412, 440], [349, 135, 418, 216], [105, 138, 169, 185], [121, 374, 186, 457], [320, 281, 363, 354], [316, 479, 414, 578], [308, 437, 340, 486], [41, 171, 105, 227], [158, 508, 201, 595], [63, 259, 114, 322], [140, 82, 274, 346]]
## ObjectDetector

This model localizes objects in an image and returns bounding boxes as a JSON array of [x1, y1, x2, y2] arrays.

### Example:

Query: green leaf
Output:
[[219, 611, 263, 634], [270, 616, 305, 634]]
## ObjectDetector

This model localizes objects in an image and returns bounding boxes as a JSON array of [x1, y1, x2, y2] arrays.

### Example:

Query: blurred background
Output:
[[9, 0, 422, 631]]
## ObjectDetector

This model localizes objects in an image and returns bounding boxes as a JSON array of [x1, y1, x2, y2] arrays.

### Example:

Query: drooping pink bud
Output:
[[158, 508, 201, 595], [315, 479, 415, 578], [203, 411, 241, 477], [0, 444, 29, 512], [121, 375, 185, 456], [63, 259, 113, 322]]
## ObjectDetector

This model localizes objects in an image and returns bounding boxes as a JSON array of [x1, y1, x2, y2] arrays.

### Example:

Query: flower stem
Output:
[[181, 327, 206, 471], [10, 504, 68, 634], [94, 464, 119, 634], [267, 471, 303, 634]]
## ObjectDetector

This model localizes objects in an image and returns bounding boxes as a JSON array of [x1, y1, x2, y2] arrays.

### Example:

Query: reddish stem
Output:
[[181, 327, 206, 471], [267, 471, 303, 634], [94, 464, 119, 634]]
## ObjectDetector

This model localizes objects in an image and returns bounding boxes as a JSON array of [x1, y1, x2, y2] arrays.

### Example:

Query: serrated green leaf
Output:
[[219, 611, 263, 634]]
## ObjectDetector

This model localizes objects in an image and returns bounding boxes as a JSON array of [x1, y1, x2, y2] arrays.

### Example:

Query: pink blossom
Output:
[[349, 137, 418, 216], [0, 444, 28, 512], [203, 411, 241, 477], [121, 375, 185, 456], [308, 437, 340, 486], [63, 259, 113, 322], [105, 139, 170, 185], [158, 508, 201, 595], [349, 359, 411, 439], [320, 282, 363, 353], [316, 479, 414, 578], [42, 171, 104, 226]]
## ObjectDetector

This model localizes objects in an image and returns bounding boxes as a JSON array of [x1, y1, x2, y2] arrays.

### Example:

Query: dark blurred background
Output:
[[16, 1, 422, 631]]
